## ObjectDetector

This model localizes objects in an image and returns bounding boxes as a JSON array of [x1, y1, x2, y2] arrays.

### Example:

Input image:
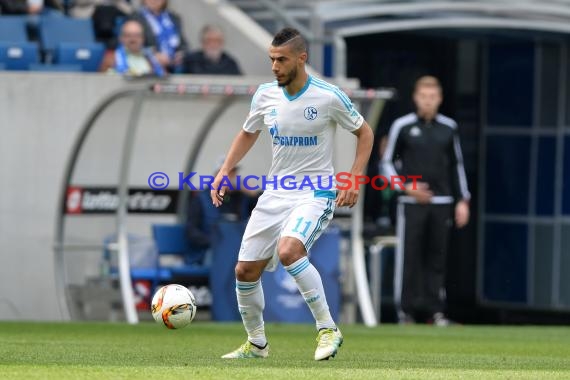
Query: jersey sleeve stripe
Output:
[[436, 114, 458, 129], [311, 81, 352, 111], [251, 82, 277, 108], [453, 135, 471, 200], [436, 114, 470, 199], [312, 77, 353, 107], [382, 113, 416, 177]]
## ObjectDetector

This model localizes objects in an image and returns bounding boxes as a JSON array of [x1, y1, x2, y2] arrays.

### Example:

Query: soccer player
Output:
[[211, 28, 374, 360]]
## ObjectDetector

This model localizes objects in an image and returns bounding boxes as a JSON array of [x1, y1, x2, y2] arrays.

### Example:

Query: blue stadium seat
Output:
[[0, 16, 28, 43], [101, 226, 208, 292], [0, 42, 39, 70], [39, 17, 96, 60], [54, 42, 105, 71], [152, 224, 210, 279], [29, 63, 82, 72]]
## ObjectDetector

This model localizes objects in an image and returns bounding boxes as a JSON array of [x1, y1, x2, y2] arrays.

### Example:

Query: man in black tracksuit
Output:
[[382, 76, 470, 326]]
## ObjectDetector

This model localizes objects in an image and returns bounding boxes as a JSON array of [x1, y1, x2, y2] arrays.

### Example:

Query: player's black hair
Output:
[[271, 27, 307, 53]]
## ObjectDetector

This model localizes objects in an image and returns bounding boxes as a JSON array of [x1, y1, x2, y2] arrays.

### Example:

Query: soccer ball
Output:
[[151, 284, 197, 329]]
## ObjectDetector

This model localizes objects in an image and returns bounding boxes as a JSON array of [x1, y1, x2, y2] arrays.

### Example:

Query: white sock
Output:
[[285, 257, 336, 330], [236, 280, 267, 348]]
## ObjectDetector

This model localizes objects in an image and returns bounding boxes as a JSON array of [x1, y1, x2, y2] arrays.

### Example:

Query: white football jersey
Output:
[[243, 75, 364, 195]]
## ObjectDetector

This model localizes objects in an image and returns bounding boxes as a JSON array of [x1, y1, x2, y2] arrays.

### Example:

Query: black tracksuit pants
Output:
[[395, 202, 453, 317]]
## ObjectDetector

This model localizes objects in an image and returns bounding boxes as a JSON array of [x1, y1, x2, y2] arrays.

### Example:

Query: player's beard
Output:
[[277, 67, 297, 87]]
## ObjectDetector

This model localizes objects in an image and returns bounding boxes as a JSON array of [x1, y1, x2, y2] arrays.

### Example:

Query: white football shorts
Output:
[[238, 190, 336, 271]]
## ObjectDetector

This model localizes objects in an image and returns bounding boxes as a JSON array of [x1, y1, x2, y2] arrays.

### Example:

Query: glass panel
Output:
[[483, 222, 528, 303], [485, 136, 531, 214], [564, 137, 570, 215], [536, 137, 556, 216], [559, 224, 570, 306], [533, 224, 554, 307], [566, 42, 570, 127], [538, 42, 560, 128], [487, 41, 534, 127]]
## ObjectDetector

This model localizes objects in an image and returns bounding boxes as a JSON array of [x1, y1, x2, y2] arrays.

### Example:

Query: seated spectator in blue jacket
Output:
[[183, 25, 242, 75], [130, 0, 188, 73], [100, 19, 165, 77], [186, 159, 258, 263]]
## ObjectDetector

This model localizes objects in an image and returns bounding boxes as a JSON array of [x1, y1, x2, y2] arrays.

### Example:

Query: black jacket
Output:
[[0, 0, 27, 14], [382, 112, 470, 203], [0, 0, 61, 14], [183, 50, 242, 75]]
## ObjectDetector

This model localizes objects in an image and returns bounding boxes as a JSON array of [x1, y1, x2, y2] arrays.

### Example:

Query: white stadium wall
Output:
[[0, 73, 124, 320]]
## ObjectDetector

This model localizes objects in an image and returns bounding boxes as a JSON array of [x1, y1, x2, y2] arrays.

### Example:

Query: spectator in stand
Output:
[[99, 19, 164, 77], [0, 0, 62, 15], [70, 0, 135, 49], [183, 24, 242, 75], [130, 0, 188, 73], [70, 0, 134, 18]]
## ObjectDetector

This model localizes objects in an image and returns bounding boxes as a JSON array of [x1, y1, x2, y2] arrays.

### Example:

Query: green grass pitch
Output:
[[1, 321, 569, 379]]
